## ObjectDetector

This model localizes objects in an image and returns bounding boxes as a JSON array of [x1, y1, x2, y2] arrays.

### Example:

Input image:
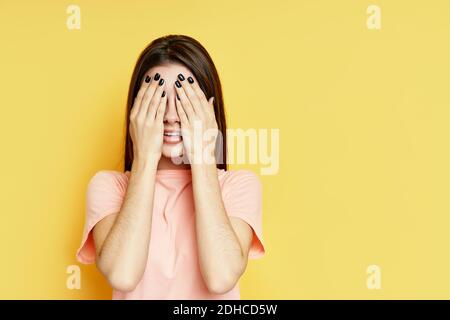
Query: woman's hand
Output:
[[130, 74, 167, 163], [174, 74, 217, 165]]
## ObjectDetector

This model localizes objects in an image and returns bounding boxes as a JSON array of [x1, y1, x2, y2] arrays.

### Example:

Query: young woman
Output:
[[76, 35, 265, 299]]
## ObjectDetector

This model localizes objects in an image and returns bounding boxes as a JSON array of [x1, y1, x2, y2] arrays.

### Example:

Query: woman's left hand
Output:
[[174, 74, 218, 165]]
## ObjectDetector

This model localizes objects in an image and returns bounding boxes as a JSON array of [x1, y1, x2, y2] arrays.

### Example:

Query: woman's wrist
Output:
[[190, 162, 217, 177], [132, 157, 159, 175]]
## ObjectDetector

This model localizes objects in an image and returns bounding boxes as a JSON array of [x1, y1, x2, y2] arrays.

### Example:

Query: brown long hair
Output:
[[123, 35, 228, 172]]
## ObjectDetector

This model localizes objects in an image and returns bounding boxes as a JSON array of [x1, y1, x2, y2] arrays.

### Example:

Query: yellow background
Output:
[[1, 0, 449, 299]]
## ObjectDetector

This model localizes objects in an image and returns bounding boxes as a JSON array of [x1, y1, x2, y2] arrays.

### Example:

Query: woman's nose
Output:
[[163, 94, 180, 123]]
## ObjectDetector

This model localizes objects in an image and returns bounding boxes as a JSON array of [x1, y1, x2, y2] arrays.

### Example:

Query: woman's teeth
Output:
[[163, 131, 182, 143], [164, 132, 181, 136]]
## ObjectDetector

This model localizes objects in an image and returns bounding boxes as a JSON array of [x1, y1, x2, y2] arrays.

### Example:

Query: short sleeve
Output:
[[221, 169, 266, 260], [76, 170, 129, 264]]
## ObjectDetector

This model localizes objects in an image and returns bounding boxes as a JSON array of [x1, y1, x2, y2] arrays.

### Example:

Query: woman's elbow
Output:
[[205, 272, 240, 295], [96, 259, 140, 292], [204, 258, 247, 294], [107, 271, 140, 292]]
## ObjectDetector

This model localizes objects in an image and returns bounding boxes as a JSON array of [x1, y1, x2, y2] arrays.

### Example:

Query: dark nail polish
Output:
[[176, 94, 180, 100], [154, 73, 160, 81], [187, 76, 194, 84], [158, 78, 164, 86], [162, 91, 166, 97], [178, 74, 185, 81], [145, 75, 151, 83], [175, 80, 182, 88]]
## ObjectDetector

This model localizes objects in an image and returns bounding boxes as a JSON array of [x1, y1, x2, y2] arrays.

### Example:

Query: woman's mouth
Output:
[[163, 130, 182, 144]]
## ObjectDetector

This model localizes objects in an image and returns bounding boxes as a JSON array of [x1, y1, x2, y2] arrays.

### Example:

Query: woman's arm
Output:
[[191, 163, 254, 295], [92, 74, 167, 292], [92, 159, 158, 292], [173, 74, 254, 294]]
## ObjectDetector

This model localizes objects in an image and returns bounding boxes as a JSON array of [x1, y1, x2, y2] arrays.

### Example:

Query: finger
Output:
[[204, 96, 217, 127], [130, 74, 152, 119], [145, 78, 166, 120], [177, 75, 204, 118], [187, 75, 210, 111], [138, 74, 162, 119], [175, 81, 195, 121], [155, 91, 168, 122], [203, 96, 215, 121], [191, 79, 215, 119], [208, 96, 215, 109], [175, 94, 189, 126]]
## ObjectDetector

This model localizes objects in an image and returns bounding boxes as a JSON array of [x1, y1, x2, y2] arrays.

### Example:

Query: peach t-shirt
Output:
[[76, 168, 265, 299]]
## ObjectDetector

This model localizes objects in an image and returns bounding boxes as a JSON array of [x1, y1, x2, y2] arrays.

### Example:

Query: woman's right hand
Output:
[[129, 73, 167, 163]]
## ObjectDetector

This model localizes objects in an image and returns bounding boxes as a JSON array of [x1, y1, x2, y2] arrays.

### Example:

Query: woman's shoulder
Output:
[[88, 169, 130, 190], [90, 169, 129, 179], [218, 168, 261, 185]]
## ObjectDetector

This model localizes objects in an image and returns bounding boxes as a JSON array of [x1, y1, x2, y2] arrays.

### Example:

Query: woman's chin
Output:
[[162, 142, 184, 160]]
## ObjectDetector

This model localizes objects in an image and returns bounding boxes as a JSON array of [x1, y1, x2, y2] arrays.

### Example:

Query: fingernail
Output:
[[175, 80, 182, 88], [178, 74, 185, 81], [162, 91, 166, 97], [145, 75, 151, 83], [176, 94, 180, 100], [158, 78, 164, 86], [187, 76, 194, 84], [154, 73, 160, 81]]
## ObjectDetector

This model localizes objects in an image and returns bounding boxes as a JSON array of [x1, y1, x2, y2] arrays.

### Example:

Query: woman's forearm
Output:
[[96, 159, 158, 291], [191, 163, 245, 294]]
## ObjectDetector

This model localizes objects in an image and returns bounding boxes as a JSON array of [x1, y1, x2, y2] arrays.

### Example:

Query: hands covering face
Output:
[[173, 73, 218, 165]]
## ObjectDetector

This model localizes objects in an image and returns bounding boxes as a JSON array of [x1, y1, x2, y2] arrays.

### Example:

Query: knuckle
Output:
[[136, 91, 145, 100], [136, 116, 144, 124], [189, 94, 198, 103], [143, 91, 151, 100]]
